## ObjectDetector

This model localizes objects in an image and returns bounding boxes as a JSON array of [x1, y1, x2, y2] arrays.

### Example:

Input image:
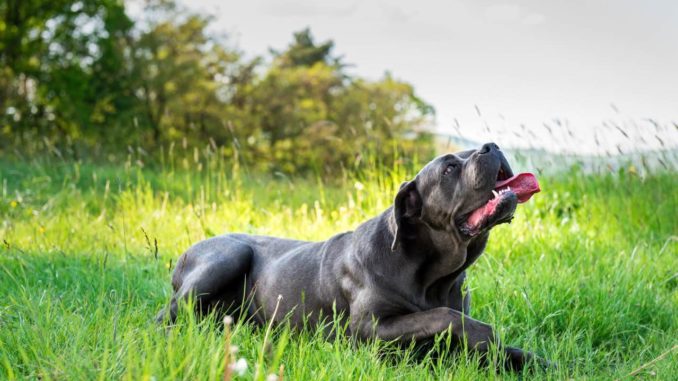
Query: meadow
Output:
[[0, 152, 676, 380]]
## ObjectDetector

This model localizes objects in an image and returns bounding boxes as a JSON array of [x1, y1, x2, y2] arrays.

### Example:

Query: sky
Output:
[[135, 0, 678, 154]]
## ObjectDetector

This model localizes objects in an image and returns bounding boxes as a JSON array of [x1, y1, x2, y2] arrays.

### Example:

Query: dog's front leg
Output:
[[354, 307, 546, 371], [354, 307, 497, 350]]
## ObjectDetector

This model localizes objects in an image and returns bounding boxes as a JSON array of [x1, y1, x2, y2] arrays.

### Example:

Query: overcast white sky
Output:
[[140, 0, 678, 154]]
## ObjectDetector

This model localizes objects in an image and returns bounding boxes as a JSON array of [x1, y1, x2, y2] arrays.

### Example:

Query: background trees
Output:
[[0, 0, 435, 174]]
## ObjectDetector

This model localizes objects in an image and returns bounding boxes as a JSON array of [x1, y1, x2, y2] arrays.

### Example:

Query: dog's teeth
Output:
[[507, 186, 511, 191], [492, 190, 499, 198]]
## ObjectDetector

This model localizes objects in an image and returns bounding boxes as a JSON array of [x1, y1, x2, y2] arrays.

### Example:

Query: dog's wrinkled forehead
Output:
[[417, 149, 477, 174], [412, 144, 513, 197], [415, 151, 469, 187], [411, 156, 447, 192], [414, 145, 511, 206]]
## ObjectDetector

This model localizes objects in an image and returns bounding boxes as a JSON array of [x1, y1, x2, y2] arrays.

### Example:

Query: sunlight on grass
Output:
[[1, 155, 676, 380]]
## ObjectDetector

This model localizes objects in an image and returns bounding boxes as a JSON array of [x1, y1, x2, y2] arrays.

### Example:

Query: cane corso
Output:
[[157, 143, 545, 371]]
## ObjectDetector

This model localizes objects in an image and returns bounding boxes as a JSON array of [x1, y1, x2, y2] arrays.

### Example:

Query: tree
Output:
[[0, 2, 435, 175], [242, 29, 435, 174], [0, 0, 135, 151], [271, 27, 341, 69]]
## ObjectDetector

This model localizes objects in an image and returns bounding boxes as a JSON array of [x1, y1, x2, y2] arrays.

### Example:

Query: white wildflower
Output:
[[223, 315, 233, 326], [231, 358, 248, 376]]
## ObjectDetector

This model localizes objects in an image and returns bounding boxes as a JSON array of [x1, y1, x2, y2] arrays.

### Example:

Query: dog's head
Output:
[[391, 143, 540, 251]]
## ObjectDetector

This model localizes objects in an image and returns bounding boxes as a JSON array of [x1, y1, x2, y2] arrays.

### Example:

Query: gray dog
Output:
[[157, 143, 545, 371]]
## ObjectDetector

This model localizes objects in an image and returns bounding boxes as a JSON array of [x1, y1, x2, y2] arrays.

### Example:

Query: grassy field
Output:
[[1, 155, 676, 380]]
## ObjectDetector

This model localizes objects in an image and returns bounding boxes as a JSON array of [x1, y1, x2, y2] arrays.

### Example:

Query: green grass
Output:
[[1, 156, 676, 380]]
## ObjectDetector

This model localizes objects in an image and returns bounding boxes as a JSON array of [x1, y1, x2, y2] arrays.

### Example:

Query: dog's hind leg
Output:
[[155, 240, 253, 324]]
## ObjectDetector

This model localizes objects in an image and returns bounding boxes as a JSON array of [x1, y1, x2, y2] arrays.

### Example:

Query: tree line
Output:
[[0, 0, 435, 174]]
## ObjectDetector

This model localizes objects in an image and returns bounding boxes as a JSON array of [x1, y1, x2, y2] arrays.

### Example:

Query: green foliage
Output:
[[271, 28, 339, 69], [0, 1, 434, 175], [0, 156, 676, 380], [0, 0, 134, 141], [241, 31, 434, 173]]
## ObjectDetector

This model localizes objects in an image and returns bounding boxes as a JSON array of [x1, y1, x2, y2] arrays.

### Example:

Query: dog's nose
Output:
[[479, 143, 499, 154]]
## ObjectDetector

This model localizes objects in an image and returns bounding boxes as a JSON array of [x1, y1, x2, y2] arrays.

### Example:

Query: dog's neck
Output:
[[409, 226, 468, 286], [384, 207, 489, 292], [348, 208, 490, 307]]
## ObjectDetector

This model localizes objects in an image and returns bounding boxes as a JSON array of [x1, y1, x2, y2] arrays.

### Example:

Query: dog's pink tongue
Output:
[[495, 172, 540, 203], [466, 173, 540, 228]]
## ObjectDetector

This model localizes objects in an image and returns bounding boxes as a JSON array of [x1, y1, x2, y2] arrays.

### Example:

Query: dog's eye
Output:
[[443, 163, 457, 175]]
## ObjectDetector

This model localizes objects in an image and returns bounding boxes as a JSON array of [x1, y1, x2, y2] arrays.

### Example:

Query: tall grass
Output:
[[0, 149, 676, 380]]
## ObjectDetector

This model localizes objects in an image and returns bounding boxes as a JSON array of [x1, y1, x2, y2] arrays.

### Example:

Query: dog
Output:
[[156, 142, 547, 371]]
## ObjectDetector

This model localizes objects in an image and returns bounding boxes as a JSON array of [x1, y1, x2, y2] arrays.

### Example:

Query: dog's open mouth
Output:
[[459, 172, 540, 237]]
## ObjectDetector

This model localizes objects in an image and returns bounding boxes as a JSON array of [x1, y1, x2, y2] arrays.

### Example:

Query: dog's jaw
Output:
[[457, 173, 540, 238]]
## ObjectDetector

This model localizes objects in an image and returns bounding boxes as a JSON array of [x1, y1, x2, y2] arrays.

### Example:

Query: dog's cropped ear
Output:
[[391, 180, 422, 251]]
